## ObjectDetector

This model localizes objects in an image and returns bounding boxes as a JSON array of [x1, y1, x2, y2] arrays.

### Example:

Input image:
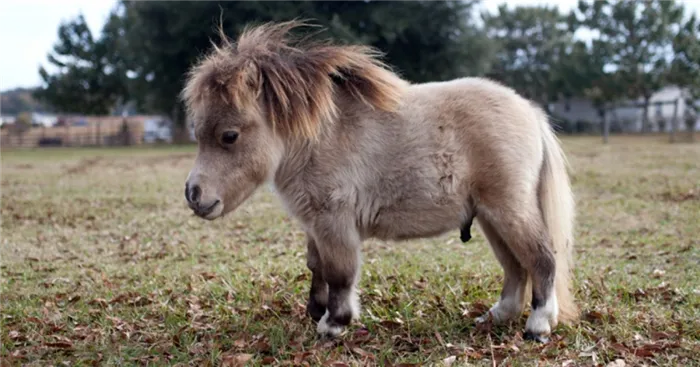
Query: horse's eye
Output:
[[221, 131, 239, 145]]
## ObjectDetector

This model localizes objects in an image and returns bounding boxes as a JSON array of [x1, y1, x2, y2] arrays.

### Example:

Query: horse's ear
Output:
[[240, 61, 261, 96]]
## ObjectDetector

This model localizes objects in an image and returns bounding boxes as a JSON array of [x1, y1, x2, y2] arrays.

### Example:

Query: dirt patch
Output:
[[140, 153, 194, 167], [657, 189, 699, 202], [63, 157, 104, 175]]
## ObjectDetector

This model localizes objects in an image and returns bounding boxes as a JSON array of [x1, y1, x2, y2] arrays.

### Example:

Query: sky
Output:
[[1, 0, 700, 92]]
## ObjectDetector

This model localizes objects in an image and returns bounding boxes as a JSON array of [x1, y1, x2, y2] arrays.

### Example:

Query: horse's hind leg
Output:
[[477, 199, 557, 342], [306, 237, 328, 322], [475, 217, 528, 324]]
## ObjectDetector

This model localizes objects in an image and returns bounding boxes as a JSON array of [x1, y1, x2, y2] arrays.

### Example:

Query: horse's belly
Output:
[[367, 199, 466, 241]]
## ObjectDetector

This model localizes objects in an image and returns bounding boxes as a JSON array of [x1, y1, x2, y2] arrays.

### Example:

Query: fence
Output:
[[0, 116, 165, 149]]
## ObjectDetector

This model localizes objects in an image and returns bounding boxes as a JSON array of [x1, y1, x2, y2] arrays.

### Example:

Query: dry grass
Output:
[[1, 135, 699, 366]]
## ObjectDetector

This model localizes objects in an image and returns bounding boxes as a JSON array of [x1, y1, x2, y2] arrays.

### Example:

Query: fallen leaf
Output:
[[584, 310, 604, 323], [351, 347, 375, 361], [293, 351, 313, 364], [233, 338, 247, 349], [606, 359, 626, 367], [465, 301, 490, 318], [261, 356, 276, 365], [221, 353, 253, 367], [443, 355, 457, 366], [378, 320, 402, 330], [45, 341, 73, 349], [8, 330, 24, 341]]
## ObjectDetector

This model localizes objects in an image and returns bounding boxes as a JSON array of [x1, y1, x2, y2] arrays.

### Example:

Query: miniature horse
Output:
[[181, 21, 578, 342]]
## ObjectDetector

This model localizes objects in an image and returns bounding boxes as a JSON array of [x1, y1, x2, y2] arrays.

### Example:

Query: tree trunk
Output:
[[687, 116, 696, 143], [670, 98, 679, 143], [602, 107, 610, 144], [171, 102, 190, 144], [641, 98, 650, 134]]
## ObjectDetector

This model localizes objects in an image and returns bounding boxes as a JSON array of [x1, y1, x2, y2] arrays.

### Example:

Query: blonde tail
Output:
[[538, 116, 578, 324]]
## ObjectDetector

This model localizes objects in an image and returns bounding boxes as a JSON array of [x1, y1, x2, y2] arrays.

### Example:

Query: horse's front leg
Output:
[[312, 217, 361, 338], [306, 237, 328, 322]]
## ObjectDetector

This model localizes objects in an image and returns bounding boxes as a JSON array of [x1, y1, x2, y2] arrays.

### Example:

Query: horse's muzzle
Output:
[[185, 182, 222, 219]]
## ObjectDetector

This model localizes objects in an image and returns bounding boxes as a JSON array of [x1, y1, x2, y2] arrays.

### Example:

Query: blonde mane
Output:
[[182, 20, 408, 140]]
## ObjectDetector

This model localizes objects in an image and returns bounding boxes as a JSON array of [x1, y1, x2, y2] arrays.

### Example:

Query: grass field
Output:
[[2, 135, 699, 366]]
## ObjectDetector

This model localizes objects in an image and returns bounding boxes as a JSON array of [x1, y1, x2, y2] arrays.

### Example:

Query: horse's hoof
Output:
[[307, 299, 326, 322], [475, 313, 491, 324], [316, 311, 344, 338], [523, 331, 550, 344]]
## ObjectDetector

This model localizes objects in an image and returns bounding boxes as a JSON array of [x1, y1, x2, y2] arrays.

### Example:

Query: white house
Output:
[[0, 115, 16, 126], [548, 85, 699, 133], [643, 85, 698, 132]]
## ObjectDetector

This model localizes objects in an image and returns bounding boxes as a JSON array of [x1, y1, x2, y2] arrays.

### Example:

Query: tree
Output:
[[117, 0, 494, 137], [572, 0, 685, 133], [316, 0, 495, 82], [482, 4, 573, 111], [34, 11, 129, 115], [668, 13, 700, 142], [555, 39, 612, 129]]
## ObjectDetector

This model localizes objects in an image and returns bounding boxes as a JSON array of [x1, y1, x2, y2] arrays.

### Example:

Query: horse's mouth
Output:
[[192, 200, 223, 220]]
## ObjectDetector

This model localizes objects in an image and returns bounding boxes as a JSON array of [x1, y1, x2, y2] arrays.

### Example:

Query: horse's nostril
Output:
[[189, 185, 202, 203], [185, 182, 190, 202]]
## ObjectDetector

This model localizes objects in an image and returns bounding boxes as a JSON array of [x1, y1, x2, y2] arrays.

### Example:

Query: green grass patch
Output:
[[2, 136, 699, 366]]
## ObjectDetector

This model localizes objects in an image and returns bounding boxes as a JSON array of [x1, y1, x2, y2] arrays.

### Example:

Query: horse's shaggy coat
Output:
[[182, 20, 578, 342]]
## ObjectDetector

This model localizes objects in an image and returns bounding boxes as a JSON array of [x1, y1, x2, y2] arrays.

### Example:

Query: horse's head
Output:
[[181, 20, 405, 220], [182, 84, 284, 220]]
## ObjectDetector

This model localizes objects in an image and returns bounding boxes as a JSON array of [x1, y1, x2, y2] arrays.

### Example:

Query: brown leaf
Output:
[[610, 343, 629, 355], [222, 353, 253, 367], [293, 351, 313, 364], [200, 272, 217, 280], [26, 316, 43, 324], [351, 347, 375, 361], [261, 357, 276, 365], [584, 310, 604, 323], [378, 320, 402, 330], [251, 339, 271, 352], [633, 348, 656, 358], [88, 298, 108, 308], [651, 331, 675, 341], [232, 338, 247, 349], [465, 301, 490, 318], [45, 341, 73, 349]]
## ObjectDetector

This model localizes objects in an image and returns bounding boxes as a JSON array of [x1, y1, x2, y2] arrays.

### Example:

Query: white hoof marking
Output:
[[316, 310, 344, 337], [525, 293, 558, 335]]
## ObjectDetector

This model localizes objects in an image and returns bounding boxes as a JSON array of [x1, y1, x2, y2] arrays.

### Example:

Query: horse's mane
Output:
[[182, 20, 407, 140]]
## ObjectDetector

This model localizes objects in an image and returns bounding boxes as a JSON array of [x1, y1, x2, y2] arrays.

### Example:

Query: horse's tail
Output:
[[537, 113, 578, 324]]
